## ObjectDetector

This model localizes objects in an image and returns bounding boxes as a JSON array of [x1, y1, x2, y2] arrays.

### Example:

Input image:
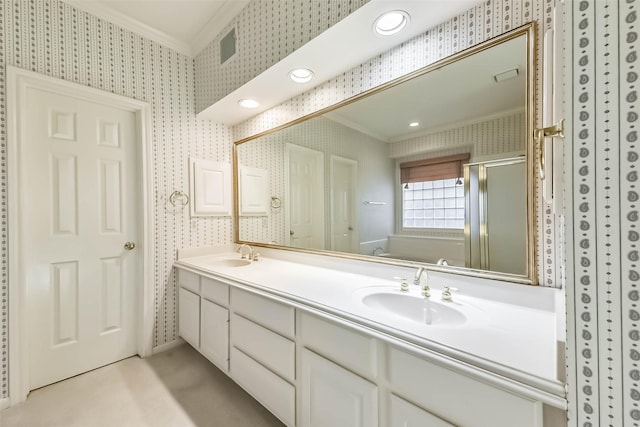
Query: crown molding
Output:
[[324, 111, 389, 143], [388, 107, 527, 144], [61, 0, 193, 56]]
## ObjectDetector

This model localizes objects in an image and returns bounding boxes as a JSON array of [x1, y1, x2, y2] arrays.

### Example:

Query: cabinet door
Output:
[[300, 348, 377, 427], [178, 287, 200, 348], [389, 394, 455, 427], [200, 299, 229, 371]]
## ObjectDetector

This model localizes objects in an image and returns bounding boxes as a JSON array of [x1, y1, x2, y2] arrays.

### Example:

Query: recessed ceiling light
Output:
[[374, 10, 409, 36], [289, 68, 314, 83], [238, 99, 259, 109], [409, 122, 420, 127]]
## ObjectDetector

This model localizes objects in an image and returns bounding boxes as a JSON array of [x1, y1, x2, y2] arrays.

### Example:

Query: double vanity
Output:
[[174, 246, 567, 427], [174, 15, 566, 427]]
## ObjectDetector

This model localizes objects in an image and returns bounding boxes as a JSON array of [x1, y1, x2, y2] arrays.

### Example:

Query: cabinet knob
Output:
[[124, 242, 136, 250]]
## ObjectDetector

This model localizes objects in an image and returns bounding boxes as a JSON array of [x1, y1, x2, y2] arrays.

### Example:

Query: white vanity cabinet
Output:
[[174, 263, 565, 427], [229, 288, 296, 427], [298, 313, 379, 427], [300, 348, 378, 427], [386, 346, 543, 427], [389, 394, 456, 427], [200, 299, 229, 369], [177, 269, 230, 371], [178, 287, 200, 348]]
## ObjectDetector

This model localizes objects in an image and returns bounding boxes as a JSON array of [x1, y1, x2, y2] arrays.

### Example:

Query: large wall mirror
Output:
[[234, 23, 537, 285]]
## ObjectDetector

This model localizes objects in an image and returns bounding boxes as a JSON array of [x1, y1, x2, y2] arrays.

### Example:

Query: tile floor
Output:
[[1, 344, 285, 427]]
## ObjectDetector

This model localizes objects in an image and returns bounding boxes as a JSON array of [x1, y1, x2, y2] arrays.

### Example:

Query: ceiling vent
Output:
[[220, 27, 237, 65]]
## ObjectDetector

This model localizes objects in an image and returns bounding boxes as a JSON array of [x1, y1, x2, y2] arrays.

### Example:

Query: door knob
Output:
[[124, 242, 136, 250]]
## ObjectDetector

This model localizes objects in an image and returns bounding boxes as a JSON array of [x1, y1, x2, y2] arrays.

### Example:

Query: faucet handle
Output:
[[441, 285, 459, 302], [393, 277, 409, 292]]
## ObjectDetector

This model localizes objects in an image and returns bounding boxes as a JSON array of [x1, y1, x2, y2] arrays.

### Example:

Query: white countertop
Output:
[[174, 248, 566, 403]]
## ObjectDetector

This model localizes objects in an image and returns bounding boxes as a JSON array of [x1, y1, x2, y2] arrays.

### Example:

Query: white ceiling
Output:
[[62, 0, 250, 56], [198, 0, 482, 125], [62, 0, 484, 125], [324, 35, 527, 142]]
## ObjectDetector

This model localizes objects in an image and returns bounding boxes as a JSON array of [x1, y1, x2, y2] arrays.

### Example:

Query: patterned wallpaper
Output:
[[565, 1, 638, 426], [6, 3, 634, 426], [389, 110, 526, 159], [0, 0, 234, 399], [230, 0, 558, 287], [194, 0, 370, 112]]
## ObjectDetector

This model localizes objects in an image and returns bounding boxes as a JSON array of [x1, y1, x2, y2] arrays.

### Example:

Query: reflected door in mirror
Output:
[[331, 156, 358, 252], [286, 144, 325, 249], [465, 158, 527, 275]]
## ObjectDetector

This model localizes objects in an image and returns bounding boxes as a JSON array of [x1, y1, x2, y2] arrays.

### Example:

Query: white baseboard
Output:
[[151, 338, 186, 355], [1, 397, 10, 410]]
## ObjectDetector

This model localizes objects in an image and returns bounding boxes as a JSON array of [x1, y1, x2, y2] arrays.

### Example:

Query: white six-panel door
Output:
[[285, 144, 325, 250], [330, 156, 358, 253], [23, 86, 139, 390]]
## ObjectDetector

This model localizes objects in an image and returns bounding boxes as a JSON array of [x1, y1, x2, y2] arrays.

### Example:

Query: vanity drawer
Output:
[[177, 269, 199, 294], [231, 347, 295, 426], [299, 313, 378, 380], [231, 288, 295, 339], [231, 313, 295, 382], [387, 346, 542, 427], [200, 276, 229, 307]]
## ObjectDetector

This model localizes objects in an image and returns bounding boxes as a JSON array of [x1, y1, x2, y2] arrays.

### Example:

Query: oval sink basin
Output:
[[211, 258, 251, 268], [361, 291, 466, 326]]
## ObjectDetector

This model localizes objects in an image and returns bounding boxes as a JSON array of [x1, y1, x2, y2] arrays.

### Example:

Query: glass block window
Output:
[[402, 178, 465, 229]]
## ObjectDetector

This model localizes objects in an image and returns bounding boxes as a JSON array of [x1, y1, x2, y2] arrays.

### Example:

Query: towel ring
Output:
[[169, 190, 190, 208]]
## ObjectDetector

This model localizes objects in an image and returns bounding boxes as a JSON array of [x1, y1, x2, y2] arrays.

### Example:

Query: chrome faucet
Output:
[[436, 258, 449, 266], [413, 267, 431, 297], [237, 244, 254, 260]]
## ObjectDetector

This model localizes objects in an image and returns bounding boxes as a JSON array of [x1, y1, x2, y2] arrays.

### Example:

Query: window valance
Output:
[[400, 153, 471, 184]]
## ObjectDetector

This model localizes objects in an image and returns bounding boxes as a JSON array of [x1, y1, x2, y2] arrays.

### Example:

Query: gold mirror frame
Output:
[[233, 23, 538, 285]]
